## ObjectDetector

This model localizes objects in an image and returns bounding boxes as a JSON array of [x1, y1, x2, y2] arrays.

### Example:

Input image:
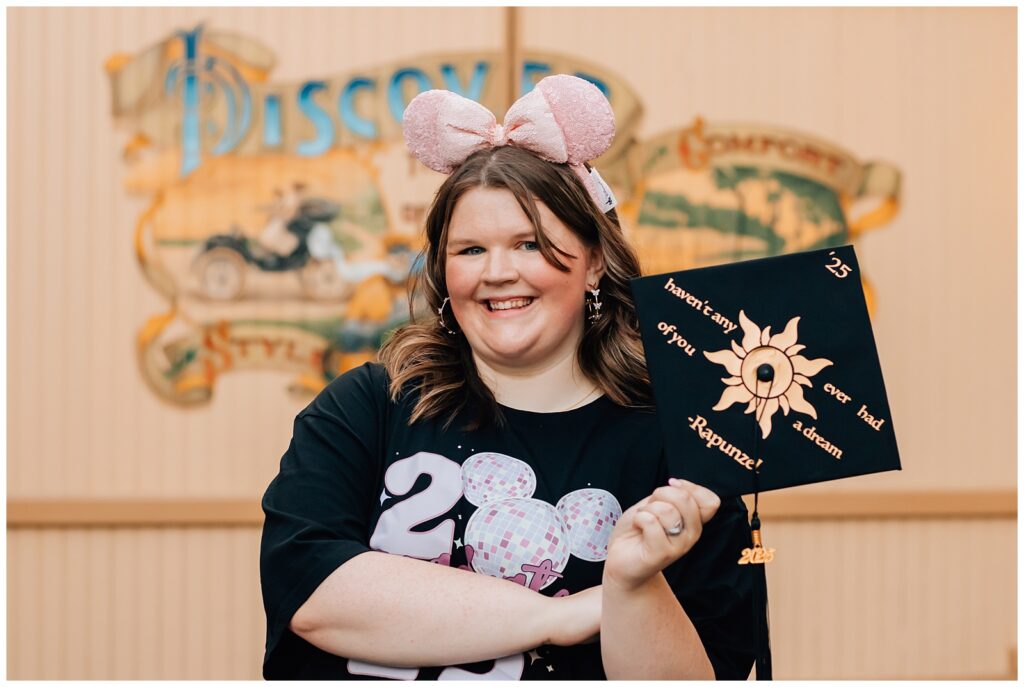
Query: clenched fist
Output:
[[603, 478, 721, 592]]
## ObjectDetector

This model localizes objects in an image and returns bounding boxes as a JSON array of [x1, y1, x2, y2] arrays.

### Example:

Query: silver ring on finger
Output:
[[665, 520, 684, 536]]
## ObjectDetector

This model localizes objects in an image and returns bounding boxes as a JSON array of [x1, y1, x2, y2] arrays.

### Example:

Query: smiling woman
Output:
[[260, 75, 766, 681], [376, 138, 655, 430], [447, 185, 599, 375], [382, 143, 651, 425]]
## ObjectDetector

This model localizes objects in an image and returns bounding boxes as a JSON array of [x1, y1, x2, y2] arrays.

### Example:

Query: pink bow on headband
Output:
[[402, 74, 616, 211]]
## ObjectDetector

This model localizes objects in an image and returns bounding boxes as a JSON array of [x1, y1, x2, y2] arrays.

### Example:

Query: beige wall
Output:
[[6, 6, 1016, 680], [7, 519, 1016, 680]]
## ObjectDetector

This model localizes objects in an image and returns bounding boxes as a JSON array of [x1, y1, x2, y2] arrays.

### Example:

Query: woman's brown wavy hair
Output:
[[378, 145, 652, 429]]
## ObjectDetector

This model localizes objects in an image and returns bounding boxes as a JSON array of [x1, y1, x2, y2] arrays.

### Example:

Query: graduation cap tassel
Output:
[[748, 476, 773, 679], [747, 372, 774, 680]]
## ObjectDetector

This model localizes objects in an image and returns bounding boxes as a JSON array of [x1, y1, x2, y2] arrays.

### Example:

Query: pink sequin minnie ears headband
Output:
[[402, 74, 618, 213]]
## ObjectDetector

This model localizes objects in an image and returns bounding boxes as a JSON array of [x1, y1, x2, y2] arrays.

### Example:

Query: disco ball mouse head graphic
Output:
[[461, 453, 623, 588]]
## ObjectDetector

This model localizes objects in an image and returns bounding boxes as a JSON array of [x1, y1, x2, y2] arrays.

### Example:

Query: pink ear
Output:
[[403, 89, 497, 173], [535, 75, 615, 164]]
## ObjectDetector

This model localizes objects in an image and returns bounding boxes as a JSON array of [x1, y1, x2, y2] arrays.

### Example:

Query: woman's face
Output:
[[444, 187, 603, 372]]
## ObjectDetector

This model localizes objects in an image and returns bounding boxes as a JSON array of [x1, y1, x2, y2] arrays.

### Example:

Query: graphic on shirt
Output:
[[459, 452, 623, 587], [556, 489, 624, 562], [437, 653, 527, 680], [369, 451, 463, 560], [349, 653, 525, 681], [367, 450, 623, 591], [361, 450, 624, 679], [465, 498, 571, 588], [346, 661, 419, 680], [703, 311, 833, 438], [462, 452, 537, 506]]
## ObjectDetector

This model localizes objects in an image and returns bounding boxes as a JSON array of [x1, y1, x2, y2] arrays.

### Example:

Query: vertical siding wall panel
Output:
[[93, 529, 116, 678], [7, 9, 24, 495], [134, 528, 162, 677], [111, 529, 136, 678], [66, 8, 91, 499], [63, 533, 89, 678], [8, 8, 41, 495], [766, 519, 1016, 679], [6, 522, 1016, 680], [37, 8, 65, 499], [7, 531, 34, 678], [183, 528, 208, 679], [38, 529, 62, 678]]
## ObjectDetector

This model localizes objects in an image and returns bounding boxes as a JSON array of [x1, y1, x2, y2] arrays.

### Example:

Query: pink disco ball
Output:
[[556, 488, 623, 562], [465, 497, 569, 587], [461, 452, 537, 507]]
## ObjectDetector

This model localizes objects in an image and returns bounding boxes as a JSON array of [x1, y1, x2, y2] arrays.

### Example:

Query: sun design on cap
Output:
[[704, 311, 833, 439]]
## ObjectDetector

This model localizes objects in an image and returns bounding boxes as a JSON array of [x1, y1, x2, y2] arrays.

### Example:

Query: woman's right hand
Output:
[[603, 479, 721, 593], [545, 585, 602, 646]]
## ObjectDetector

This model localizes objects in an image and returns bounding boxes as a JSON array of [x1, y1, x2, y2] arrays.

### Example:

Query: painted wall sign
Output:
[[106, 24, 900, 405], [618, 117, 901, 313]]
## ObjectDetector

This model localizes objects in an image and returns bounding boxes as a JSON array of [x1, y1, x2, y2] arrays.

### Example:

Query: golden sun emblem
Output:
[[704, 311, 833, 439]]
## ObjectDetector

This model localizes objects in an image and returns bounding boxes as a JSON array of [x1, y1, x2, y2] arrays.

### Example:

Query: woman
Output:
[[260, 75, 762, 680]]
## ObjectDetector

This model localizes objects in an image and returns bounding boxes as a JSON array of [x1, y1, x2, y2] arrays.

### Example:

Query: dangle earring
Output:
[[438, 297, 457, 335], [585, 287, 603, 322]]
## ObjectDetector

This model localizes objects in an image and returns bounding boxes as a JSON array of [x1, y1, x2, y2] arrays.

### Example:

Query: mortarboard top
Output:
[[631, 245, 901, 499]]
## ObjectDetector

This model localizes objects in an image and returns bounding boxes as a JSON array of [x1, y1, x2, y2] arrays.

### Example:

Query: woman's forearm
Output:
[[290, 551, 596, 667], [600, 572, 715, 680]]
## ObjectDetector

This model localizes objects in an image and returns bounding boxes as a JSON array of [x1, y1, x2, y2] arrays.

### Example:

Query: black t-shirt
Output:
[[261, 363, 761, 680]]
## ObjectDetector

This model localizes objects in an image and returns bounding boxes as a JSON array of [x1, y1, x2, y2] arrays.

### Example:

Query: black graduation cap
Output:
[[632, 245, 901, 681], [631, 245, 902, 499]]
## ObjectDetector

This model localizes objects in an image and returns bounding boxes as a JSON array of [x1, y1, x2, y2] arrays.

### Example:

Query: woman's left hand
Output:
[[603, 478, 721, 592]]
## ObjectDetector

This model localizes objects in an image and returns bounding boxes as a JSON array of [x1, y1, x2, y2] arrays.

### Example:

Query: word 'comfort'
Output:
[[663, 278, 737, 334], [688, 415, 763, 471]]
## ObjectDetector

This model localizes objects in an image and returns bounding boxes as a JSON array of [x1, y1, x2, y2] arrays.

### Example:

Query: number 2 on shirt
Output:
[[369, 452, 462, 560]]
